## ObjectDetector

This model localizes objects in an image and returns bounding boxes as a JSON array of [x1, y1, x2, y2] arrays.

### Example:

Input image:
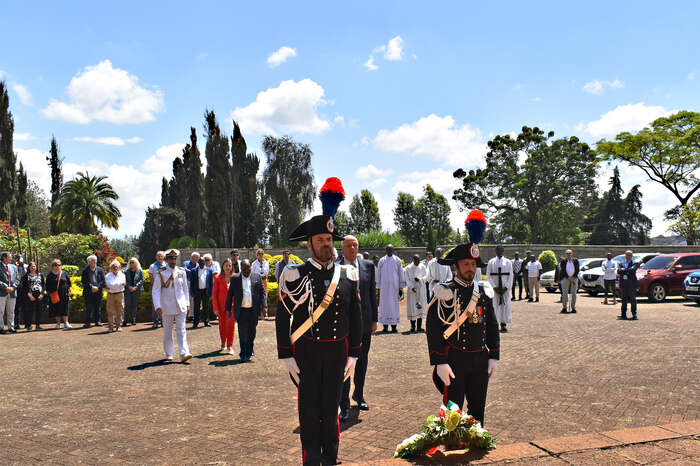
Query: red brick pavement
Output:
[[1, 290, 698, 464]]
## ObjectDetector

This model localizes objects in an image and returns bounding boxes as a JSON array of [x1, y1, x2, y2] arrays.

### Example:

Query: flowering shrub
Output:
[[394, 401, 496, 459], [267, 254, 303, 282]]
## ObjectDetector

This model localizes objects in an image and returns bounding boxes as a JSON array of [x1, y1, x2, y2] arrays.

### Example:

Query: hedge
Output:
[[538, 250, 557, 272]]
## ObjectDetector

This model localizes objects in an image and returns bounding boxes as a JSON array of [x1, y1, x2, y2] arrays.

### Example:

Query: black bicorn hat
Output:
[[288, 178, 346, 242], [438, 210, 487, 268]]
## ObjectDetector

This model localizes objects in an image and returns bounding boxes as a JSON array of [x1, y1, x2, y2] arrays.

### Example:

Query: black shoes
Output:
[[560, 308, 568, 314], [83, 323, 92, 328], [204, 323, 211, 327], [571, 309, 577, 314], [382, 325, 389, 333], [618, 315, 628, 320], [339, 409, 350, 422], [500, 324, 508, 333], [357, 399, 369, 410], [527, 298, 533, 302], [630, 315, 638, 320], [391, 326, 397, 333]]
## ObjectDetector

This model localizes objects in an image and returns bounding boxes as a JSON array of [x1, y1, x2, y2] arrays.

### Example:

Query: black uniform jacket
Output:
[[426, 279, 500, 366], [276, 260, 363, 359]]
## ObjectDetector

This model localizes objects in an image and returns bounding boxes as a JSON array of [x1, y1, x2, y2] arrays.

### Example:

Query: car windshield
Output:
[[641, 256, 677, 270]]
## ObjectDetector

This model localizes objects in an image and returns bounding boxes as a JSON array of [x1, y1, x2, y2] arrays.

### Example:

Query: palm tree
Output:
[[54, 172, 121, 233]]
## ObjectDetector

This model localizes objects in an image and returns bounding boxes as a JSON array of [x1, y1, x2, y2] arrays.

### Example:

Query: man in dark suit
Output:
[[617, 250, 640, 320], [338, 235, 378, 421], [81, 255, 105, 327], [225, 259, 267, 362], [559, 250, 580, 313], [0, 252, 19, 334]]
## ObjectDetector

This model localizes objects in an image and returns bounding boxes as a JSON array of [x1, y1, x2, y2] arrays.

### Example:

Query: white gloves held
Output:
[[488, 359, 498, 377], [283, 357, 300, 384], [436, 364, 455, 386], [437, 359, 498, 386], [283, 356, 359, 384], [344, 357, 358, 381]]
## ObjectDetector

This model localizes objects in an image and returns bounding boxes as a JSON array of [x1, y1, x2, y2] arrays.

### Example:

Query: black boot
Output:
[[417, 318, 423, 332], [391, 325, 398, 333], [500, 323, 507, 333], [410, 320, 415, 333], [383, 325, 389, 333]]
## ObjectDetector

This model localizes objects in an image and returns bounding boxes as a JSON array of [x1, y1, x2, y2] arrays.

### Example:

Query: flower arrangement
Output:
[[393, 401, 496, 459]]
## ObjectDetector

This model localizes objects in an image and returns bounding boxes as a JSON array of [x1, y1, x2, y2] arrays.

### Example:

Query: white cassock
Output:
[[376, 255, 406, 325], [427, 258, 452, 294], [152, 265, 191, 358], [486, 256, 513, 324], [404, 262, 428, 320]]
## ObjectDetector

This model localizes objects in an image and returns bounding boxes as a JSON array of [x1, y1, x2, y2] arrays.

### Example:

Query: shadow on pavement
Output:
[[209, 359, 247, 367], [195, 350, 225, 359], [127, 359, 170, 370], [87, 330, 111, 335]]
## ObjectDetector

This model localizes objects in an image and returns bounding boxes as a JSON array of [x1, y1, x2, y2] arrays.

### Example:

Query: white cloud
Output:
[[689, 72, 696, 80], [12, 84, 32, 105], [363, 56, 379, 71], [363, 35, 404, 70], [582, 102, 674, 138], [41, 60, 164, 124], [531, 96, 542, 102], [583, 80, 604, 95], [231, 79, 331, 135], [14, 132, 33, 141], [583, 78, 625, 95], [372, 114, 487, 167], [355, 164, 394, 179], [267, 46, 297, 67], [333, 115, 345, 125], [73, 136, 142, 146], [16, 143, 184, 236], [368, 178, 387, 188], [384, 36, 404, 61]]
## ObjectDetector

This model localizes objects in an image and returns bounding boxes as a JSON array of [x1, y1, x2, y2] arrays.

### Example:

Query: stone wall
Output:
[[177, 244, 700, 266]]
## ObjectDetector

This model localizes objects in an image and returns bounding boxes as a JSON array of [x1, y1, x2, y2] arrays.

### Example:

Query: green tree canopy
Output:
[[394, 192, 421, 245], [453, 126, 597, 243], [349, 189, 381, 234], [54, 172, 121, 234], [47, 136, 63, 235], [393, 185, 452, 250], [596, 111, 700, 225], [203, 110, 232, 246], [260, 135, 316, 247], [231, 121, 262, 248], [669, 197, 700, 246], [138, 207, 186, 263]]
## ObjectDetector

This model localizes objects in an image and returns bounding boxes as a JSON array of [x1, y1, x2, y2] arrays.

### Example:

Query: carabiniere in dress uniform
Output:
[[426, 210, 500, 427], [276, 177, 362, 466]]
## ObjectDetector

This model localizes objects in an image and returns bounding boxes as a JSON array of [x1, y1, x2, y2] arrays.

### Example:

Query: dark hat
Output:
[[437, 210, 487, 267], [288, 178, 346, 242]]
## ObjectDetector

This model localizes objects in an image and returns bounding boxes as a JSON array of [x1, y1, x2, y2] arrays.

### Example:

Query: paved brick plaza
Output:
[[2, 290, 698, 464]]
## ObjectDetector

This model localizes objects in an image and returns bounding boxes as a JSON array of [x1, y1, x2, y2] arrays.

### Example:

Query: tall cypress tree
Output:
[[231, 121, 261, 247], [203, 110, 232, 247], [623, 185, 652, 244], [590, 167, 630, 244], [182, 128, 206, 238], [159, 177, 170, 208], [47, 136, 63, 234], [15, 162, 28, 226], [168, 155, 187, 212], [0, 81, 17, 221]]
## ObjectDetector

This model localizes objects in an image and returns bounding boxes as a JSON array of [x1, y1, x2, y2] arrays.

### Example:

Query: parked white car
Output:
[[579, 253, 660, 296], [541, 270, 557, 292], [541, 258, 604, 293]]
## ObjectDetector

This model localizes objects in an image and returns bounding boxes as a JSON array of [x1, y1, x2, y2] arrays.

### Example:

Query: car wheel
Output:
[[648, 283, 666, 303]]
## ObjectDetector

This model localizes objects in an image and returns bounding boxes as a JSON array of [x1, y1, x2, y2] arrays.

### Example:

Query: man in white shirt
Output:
[[203, 253, 220, 275], [104, 260, 126, 332], [252, 248, 270, 318], [152, 249, 193, 362], [601, 252, 618, 305], [527, 256, 543, 302]]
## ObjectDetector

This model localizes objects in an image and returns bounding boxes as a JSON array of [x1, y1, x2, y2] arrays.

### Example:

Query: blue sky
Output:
[[2, 1, 699, 239]]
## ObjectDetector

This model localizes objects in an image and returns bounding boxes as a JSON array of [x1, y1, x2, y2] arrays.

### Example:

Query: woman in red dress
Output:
[[212, 258, 235, 354]]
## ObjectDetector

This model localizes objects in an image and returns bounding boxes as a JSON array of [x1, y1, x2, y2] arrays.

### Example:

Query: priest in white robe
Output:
[[376, 245, 406, 333], [404, 254, 428, 333], [427, 248, 452, 298], [486, 244, 514, 333]]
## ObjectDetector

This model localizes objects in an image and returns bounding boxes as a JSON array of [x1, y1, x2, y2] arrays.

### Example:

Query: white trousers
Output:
[[0, 295, 16, 330], [162, 312, 190, 358]]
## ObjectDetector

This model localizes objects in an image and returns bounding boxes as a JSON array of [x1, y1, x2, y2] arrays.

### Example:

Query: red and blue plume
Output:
[[465, 210, 487, 244], [319, 177, 345, 218]]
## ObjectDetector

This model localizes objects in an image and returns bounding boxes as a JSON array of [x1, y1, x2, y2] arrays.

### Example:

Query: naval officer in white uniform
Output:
[[152, 249, 193, 362]]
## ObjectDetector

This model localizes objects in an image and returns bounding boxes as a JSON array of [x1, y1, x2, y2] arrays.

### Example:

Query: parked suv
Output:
[[682, 270, 700, 304], [636, 253, 700, 302]]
